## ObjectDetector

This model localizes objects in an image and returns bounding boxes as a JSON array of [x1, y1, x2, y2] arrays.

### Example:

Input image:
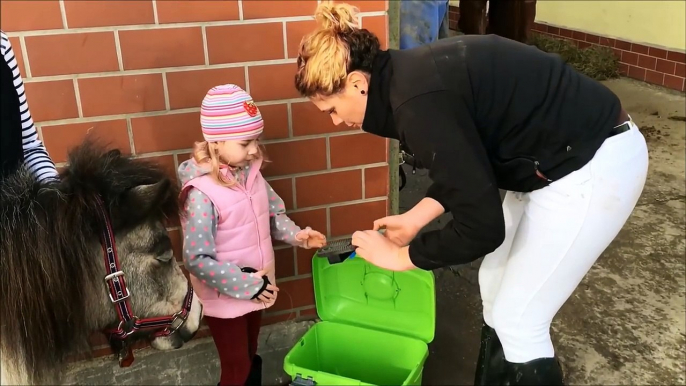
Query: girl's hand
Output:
[[372, 213, 421, 247], [351, 230, 417, 271], [295, 227, 327, 249], [251, 269, 278, 305], [252, 283, 279, 304]]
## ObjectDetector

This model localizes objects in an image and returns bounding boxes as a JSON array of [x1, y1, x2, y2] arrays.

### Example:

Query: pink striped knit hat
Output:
[[200, 84, 263, 142]]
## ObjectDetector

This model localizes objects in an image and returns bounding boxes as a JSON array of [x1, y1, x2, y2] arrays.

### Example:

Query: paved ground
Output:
[[65, 78, 684, 385]]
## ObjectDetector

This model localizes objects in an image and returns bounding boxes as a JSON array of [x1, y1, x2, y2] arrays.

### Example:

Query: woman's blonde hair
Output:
[[192, 140, 269, 188], [295, 1, 381, 98]]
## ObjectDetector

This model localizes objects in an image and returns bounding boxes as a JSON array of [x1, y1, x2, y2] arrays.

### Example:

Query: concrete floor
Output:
[[65, 78, 685, 385]]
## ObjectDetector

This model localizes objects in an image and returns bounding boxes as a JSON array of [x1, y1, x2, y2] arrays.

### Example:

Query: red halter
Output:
[[94, 196, 194, 367]]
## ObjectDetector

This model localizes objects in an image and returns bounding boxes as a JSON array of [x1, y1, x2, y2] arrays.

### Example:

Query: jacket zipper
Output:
[[240, 174, 265, 276]]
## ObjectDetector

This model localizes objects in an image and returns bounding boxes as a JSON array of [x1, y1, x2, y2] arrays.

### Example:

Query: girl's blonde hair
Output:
[[192, 140, 269, 188], [295, 1, 381, 98]]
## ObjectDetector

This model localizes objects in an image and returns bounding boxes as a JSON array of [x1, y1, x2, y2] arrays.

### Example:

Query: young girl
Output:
[[178, 84, 326, 386]]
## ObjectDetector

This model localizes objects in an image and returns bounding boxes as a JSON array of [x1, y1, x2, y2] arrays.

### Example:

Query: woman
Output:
[[295, 2, 648, 385], [1, 30, 58, 182]]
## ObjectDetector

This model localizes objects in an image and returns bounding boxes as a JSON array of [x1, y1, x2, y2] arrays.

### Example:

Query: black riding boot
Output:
[[501, 357, 565, 385], [244, 354, 262, 386], [474, 323, 505, 385]]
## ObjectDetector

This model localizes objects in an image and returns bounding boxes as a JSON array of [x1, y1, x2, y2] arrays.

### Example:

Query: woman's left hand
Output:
[[295, 227, 327, 249], [351, 230, 417, 271]]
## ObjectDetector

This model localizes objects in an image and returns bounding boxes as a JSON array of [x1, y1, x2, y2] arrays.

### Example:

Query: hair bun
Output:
[[314, 1, 360, 33]]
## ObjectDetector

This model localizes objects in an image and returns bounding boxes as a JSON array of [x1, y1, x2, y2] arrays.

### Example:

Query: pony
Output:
[[0, 141, 203, 385]]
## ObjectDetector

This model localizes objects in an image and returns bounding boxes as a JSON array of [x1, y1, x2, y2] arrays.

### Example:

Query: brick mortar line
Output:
[[36, 126, 45, 142], [172, 153, 180, 180], [21, 58, 297, 82], [325, 136, 332, 169], [40, 116, 370, 145], [72, 79, 83, 118], [361, 168, 366, 199], [244, 66, 251, 94], [201, 26, 209, 66], [238, 0, 245, 21], [290, 175, 298, 210], [55, 152, 388, 180], [151, 0, 160, 25], [281, 21, 289, 59], [326, 206, 331, 238], [19, 36, 32, 78], [161, 73, 171, 111], [113, 30, 124, 71], [274, 273, 312, 283], [126, 118, 137, 155], [534, 21, 686, 54], [35, 96, 320, 126], [286, 102, 294, 137], [3, 11, 385, 38], [58, 0, 68, 29]]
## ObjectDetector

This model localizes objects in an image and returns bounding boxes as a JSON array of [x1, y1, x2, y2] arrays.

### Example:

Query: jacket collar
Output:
[[360, 50, 399, 140]]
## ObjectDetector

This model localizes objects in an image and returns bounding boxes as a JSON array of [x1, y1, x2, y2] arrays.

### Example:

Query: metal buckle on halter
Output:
[[109, 288, 131, 303], [116, 316, 140, 336], [105, 270, 132, 303], [105, 270, 124, 282], [168, 310, 189, 334]]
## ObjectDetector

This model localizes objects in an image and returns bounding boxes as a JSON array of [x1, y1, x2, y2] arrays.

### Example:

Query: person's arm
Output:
[[182, 188, 267, 299], [395, 91, 505, 270], [265, 181, 307, 245], [402, 196, 445, 230], [1, 31, 58, 183]]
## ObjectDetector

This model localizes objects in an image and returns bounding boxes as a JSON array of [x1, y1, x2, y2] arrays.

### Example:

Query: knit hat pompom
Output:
[[200, 84, 263, 142]]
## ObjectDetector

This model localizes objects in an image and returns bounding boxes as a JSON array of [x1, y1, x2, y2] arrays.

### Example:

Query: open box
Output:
[[283, 253, 436, 385]]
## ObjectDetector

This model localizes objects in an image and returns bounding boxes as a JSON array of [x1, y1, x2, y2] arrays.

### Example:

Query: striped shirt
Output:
[[1, 30, 58, 182]]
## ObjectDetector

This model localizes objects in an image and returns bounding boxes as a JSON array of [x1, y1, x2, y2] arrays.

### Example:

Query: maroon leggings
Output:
[[205, 311, 262, 386]]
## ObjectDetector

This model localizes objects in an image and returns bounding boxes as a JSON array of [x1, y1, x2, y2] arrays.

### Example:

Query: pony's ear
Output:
[[123, 179, 171, 215]]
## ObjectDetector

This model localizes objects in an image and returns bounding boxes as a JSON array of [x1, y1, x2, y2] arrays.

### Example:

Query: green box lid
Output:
[[311, 253, 436, 344]]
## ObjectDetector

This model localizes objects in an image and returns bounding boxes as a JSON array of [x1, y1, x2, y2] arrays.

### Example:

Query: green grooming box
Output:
[[283, 249, 436, 385]]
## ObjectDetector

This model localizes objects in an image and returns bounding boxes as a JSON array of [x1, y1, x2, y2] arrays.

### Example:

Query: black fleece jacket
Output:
[[361, 34, 622, 270]]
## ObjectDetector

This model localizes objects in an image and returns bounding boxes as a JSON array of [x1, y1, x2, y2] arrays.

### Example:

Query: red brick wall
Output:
[[448, 5, 686, 92], [1, 0, 389, 359]]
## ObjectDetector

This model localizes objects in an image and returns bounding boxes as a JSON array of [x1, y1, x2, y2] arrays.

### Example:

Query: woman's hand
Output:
[[372, 198, 444, 246], [372, 213, 421, 246], [295, 227, 327, 249], [351, 230, 417, 271]]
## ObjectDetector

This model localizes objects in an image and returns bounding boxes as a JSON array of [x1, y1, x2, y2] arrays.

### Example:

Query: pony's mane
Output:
[[0, 140, 180, 384]]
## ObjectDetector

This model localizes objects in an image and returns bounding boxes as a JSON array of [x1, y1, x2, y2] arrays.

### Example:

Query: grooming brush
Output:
[[316, 238, 357, 264]]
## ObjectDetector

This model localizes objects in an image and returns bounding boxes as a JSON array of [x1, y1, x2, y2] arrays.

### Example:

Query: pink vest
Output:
[[181, 159, 276, 319]]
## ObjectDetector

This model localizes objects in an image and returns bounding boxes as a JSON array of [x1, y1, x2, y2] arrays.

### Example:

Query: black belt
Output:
[[609, 121, 631, 137], [609, 109, 632, 138]]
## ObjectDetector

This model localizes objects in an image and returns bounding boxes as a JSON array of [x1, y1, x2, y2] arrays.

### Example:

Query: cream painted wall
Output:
[[449, 1, 685, 51]]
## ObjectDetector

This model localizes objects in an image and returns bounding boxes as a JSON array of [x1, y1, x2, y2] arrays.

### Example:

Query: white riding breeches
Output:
[[479, 120, 649, 363]]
